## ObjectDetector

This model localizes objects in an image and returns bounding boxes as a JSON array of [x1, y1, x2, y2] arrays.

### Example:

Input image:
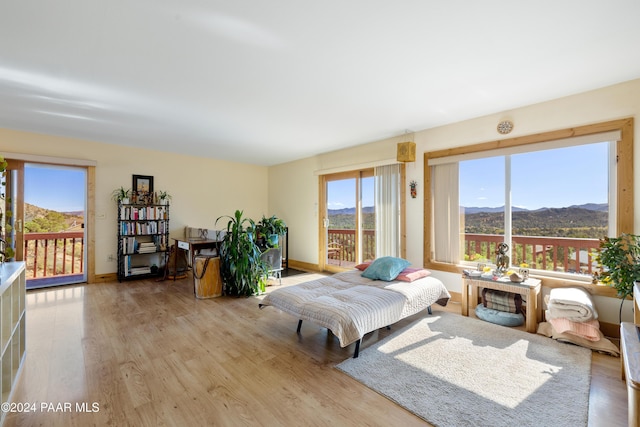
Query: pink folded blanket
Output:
[[547, 316, 601, 341]]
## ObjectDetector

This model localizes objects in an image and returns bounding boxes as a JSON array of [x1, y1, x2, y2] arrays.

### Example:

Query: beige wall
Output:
[[270, 78, 640, 324], [0, 128, 268, 275]]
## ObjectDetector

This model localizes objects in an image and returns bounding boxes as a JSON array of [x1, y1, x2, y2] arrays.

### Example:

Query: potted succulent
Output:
[[216, 210, 268, 296], [112, 186, 131, 204], [256, 215, 287, 249], [594, 233, 640, 322]]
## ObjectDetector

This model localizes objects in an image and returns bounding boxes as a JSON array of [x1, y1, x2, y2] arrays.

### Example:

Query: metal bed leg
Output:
[[296, 319, 303, 333], [428, 305, 432, 315], [353, 340, 361, 358]]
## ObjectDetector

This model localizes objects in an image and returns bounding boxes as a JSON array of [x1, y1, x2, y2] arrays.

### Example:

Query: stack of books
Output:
[[129, 266, 152, 276], [137, 242, 157, 253]]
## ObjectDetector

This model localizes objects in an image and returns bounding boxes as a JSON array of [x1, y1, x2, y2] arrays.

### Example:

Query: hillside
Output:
[[328, 204, 607, 238], [25, 203, 84, 232], [464, 206, 607, 238]]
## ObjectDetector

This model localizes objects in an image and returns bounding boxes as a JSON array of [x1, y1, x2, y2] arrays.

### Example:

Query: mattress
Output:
[[259, 269, 450, 347]]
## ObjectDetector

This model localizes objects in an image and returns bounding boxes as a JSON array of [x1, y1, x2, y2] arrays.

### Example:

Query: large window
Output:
[[425, 119, 633, 294]]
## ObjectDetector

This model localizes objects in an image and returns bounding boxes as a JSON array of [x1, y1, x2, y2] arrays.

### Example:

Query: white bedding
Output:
[[259, 269, 451, 347]]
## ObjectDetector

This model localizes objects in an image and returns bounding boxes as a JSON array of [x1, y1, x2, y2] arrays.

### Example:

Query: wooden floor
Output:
[[4, 271, 628, 426]]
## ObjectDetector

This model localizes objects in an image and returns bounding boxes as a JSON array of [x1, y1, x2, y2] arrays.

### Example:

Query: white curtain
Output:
[[374, 164, 400, 257], [432, 163, 460, 263]]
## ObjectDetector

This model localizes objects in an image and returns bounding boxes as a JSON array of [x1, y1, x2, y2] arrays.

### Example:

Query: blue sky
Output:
[[460, 142, 608, 209], [25, 164, 86, 212], [327, 176, 374, 210]]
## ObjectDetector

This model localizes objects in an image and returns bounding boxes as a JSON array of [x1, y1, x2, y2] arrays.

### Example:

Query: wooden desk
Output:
[[461, 275, 542, 333], [621, 322, 640, 427], [171, 238, 221, 286]]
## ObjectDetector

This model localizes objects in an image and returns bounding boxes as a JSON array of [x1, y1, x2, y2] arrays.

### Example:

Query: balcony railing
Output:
[[24, 232, 84, 281], [464, 233, 599, 275], [327, 229, 600, 275], [327, 229, 375, 266]]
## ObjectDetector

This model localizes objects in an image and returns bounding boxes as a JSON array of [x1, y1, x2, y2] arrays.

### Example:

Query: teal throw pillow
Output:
[[361, 256, 411, 281]]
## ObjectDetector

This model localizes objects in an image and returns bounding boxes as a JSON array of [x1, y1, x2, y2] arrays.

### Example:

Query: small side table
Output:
[[461, 275, 542, 333]]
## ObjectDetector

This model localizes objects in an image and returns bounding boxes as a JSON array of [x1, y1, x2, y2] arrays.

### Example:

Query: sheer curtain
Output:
[[374, 164, 400, 257]]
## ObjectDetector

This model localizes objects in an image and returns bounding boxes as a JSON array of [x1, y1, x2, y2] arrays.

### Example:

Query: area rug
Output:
[[336, 311, 591, 427]]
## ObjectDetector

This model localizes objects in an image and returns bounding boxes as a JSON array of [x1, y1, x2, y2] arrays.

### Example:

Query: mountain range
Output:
[[329, 203, 607, 215], [463, 203, 607, 214]]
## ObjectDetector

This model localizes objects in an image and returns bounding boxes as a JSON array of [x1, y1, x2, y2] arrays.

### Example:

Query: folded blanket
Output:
[[482, 289, 523, 314], [547, 313, 601, 341], [545, 287, 598, 321], [537, 322, 619, 357]]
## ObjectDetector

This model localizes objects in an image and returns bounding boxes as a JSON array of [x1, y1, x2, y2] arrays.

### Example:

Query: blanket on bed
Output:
[[259, 270, 450, 347]]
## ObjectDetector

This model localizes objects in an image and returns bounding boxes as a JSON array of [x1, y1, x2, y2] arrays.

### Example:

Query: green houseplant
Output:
[[256, 214, 287, 249], [216, 210, 268, 296], [594, 233, 640, 322], [158, 190, 172, 204], [111, 186, 131, 203]]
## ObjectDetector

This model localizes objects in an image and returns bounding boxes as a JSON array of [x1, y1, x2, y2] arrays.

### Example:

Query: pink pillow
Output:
[[354, 262, 372, 271], [396, 268, 432, 282]]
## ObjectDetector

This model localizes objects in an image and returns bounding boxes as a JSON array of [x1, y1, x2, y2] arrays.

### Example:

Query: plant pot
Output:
[[268, 234, 279, 247]]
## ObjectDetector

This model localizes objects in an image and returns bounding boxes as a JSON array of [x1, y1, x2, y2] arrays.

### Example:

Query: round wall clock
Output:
[[497, 120, 514, 134]]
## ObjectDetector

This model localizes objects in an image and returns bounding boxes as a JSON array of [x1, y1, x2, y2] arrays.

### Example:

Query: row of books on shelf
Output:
[[119, 205, 168, 221], [121, 255, 153, 277], [120, 220, 168, 236], [121, 236, 168, 254]]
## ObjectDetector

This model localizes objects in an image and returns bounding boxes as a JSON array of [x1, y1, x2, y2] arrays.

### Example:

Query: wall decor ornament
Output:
[[497, 120, 514, 134], [409, 180, 417, 198]]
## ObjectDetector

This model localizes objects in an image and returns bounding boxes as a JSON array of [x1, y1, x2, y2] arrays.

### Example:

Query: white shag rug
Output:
[[337, 311, 591, 427]]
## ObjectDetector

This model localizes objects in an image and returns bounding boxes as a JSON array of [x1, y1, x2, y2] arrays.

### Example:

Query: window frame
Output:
[[423, 118, 634, 297]]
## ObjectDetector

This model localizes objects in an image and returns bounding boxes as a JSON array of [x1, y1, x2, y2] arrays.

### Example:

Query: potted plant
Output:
[[594, 233, 640, 322], [216, 210, 268, 296], [158, 190, 172, 205], [112, 186, 131, 204], [256, 215, 287, 249]]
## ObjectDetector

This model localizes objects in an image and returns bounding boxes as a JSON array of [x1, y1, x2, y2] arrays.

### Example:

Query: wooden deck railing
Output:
[[24, 232, 84, 279], [327, 229, 599, 275], [464, 233, 599, 275], [327, 229, 375, 265]]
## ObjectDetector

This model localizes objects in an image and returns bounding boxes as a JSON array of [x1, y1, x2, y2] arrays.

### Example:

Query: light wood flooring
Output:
[[4, 271, 628, 426]]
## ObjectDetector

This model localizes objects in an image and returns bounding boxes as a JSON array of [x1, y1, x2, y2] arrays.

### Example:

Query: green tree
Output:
[[25, 211, 67, 233]]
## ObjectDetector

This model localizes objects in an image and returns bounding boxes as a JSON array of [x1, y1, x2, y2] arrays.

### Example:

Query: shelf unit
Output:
[[117, 203, 170, 281], [0, 261, 26, 425]]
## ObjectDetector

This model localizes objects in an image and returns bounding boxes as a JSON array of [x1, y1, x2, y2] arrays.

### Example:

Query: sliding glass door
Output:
[[320, 170, 375, 272]]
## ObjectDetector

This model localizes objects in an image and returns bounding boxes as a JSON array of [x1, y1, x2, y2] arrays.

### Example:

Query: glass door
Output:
[[4, 162, 88, 289], [320, 169, 374, 272]]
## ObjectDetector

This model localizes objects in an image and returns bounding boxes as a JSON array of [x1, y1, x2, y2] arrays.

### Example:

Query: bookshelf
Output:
[[117, 202, 170, 281], [0, 262, 26, 425]]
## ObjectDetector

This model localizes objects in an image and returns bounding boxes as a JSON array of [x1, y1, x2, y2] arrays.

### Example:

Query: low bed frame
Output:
[[259, 269, 450, 358]]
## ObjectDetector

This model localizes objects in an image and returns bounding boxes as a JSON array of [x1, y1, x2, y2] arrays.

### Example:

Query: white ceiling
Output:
[[2, 1, 640, 166]]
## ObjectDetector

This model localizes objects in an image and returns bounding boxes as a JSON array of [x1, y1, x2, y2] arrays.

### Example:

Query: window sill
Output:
[[425, 260, 621, 299]]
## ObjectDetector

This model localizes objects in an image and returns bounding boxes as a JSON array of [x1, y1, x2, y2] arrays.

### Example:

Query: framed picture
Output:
[[132, 174, 154, 195]]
